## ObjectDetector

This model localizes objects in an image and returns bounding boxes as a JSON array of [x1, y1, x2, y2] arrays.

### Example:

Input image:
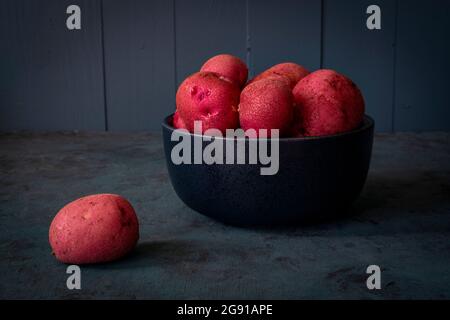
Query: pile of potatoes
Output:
[[174, 54, 365, 137]]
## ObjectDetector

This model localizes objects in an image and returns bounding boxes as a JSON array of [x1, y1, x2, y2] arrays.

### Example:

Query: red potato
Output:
[[239, 77, 294, 137], [200, 54, 248, 88], [248, 62, 310, 89], [292, 69, 365, 136], [49, 194, 139, 264], [176, 71, 240, 134], [251, 73, 292, 88], [172, 110, 187, 129], [288, 106, 306, 138]]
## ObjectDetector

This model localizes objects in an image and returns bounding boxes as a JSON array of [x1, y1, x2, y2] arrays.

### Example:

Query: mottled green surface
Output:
[[0, 132, 449, 299]]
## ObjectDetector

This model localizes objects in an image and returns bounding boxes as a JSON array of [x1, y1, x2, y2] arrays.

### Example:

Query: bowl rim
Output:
[[162, 114, 374, 141]]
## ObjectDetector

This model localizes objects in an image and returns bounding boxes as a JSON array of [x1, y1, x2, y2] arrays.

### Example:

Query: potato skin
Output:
[[172, 110, 187, 129], [200, 54, 248, 88], [292, 69, 365, 136], [248, 62, 310, 89], [49, 194, 139, 264], [176, 71, 240, 134], [239, 77, 294, 137]]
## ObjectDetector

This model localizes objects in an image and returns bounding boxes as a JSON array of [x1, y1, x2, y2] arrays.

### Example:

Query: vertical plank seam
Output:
[[391, 0, 399, 133], [246, 0, 252, 77], [173, 0, 178, 91], [100, 0, 109, 131], [320, 0, 325, 68]]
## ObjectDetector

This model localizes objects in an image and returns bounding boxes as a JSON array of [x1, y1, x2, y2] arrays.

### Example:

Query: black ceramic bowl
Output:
[[162, 114, 374, 226]]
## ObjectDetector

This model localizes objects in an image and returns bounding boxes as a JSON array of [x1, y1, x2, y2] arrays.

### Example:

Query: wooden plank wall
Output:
[[322, 0, 396, 132], [175, 0, 247, 86], [249, 0, 322, 75], [394, 0, 450, 131], [102, 0, 175, 131], [1, 0, 449, 132], [0, 0, 105, 130]]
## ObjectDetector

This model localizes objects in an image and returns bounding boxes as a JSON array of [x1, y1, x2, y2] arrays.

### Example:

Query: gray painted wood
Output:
[[248, 0, 322, 77], [0, 0, 105, 131], [1, 0, 449, 133], [102, 0, 175, 131], [394, 0, 450, 131], [175, 0, 247, 85], [322, 0, 396, 132]]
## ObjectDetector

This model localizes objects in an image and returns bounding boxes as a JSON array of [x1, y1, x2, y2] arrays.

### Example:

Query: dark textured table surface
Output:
[[0, 132, 449, 299]]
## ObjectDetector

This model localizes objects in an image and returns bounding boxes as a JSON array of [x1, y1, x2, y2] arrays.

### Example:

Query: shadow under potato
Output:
[[88, 240, 201, 270]]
